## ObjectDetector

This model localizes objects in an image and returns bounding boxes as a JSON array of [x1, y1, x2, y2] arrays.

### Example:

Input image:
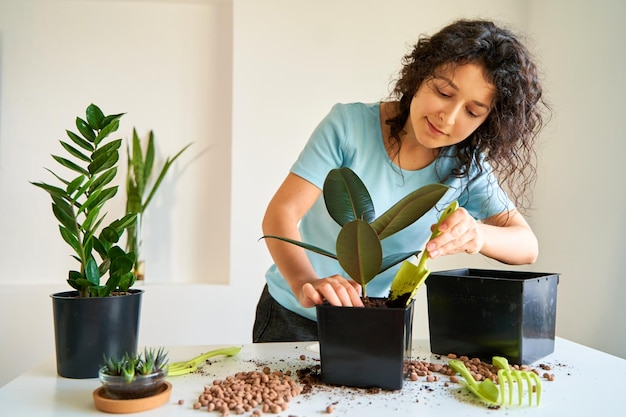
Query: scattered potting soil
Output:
[[187, 347, 562, 415]]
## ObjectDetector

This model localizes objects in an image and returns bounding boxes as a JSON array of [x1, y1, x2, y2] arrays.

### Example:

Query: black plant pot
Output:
[[316, 298, 415, 390], [426, 269, 559, 364], [51, 289, 143, 379]]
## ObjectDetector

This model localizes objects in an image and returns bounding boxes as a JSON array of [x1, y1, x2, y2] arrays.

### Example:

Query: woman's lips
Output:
[[426, 119, 446, 136]]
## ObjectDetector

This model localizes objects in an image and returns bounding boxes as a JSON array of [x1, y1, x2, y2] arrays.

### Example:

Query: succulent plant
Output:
[[101, 347, 169, 382]]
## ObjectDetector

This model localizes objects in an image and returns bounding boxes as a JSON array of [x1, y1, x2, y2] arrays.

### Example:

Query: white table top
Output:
[[1, 337, 624, 416]]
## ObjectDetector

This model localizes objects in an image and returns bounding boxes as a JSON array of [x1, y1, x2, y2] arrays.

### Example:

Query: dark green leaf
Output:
[[371, 183, 448, 240], [100, 113, 125, 128], [76, 117, 96, 142], [59, 225, 80, 254], [67, 271, 82, 291], [323, 167, 375, 226], [100, 225, 122, 245], [260, 235, 337, 259], [67, 175, 85, 195], [82, 206, 101, 235], [117, 271, 136, 292], [60, 141, 91, 162], [53, 198, 78, 235], [111, 213, 137, 230], [66, 130, 94, 152], [86, 103, 105, 130], [336, 220, 381, 286], [85, 257, 100, 286], [92, 236, 108, 259], [379, 250, 422, 274], [31, 181, 68, 199], [52, 155, 89, 176], [88, 150, 118, 175], [78, 186, 117, 215], [89, 167, 117, 193], [94, 118, 120, 146], [92, 138, 122, 162]]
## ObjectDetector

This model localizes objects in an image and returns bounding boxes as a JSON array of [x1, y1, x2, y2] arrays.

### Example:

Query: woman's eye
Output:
[[437, 88, 451, 98]]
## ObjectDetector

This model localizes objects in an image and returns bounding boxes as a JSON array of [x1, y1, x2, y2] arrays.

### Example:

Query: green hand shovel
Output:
[[387, 201, 458, 307]]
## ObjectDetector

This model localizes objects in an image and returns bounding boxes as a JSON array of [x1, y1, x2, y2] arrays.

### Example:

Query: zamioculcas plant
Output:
[[262, 167, 449, 302], [32, 103, 137, 297], [125, 129, 191, 279]]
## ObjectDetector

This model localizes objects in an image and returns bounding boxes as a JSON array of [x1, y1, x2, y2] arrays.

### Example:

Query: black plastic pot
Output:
[[316, 298, 414, 390], [426, 269, 559, 364], [51, 289, 143, 378]]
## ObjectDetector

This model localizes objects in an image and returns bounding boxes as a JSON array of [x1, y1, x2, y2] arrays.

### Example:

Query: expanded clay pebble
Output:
[[404, 355, 556, 385], [193, 368, 303, 415]]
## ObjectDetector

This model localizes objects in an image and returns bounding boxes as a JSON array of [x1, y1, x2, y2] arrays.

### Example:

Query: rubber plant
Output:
[[32, 103, 137, 297], [262, 167, 449, 305], [125, 129, 191, 279]]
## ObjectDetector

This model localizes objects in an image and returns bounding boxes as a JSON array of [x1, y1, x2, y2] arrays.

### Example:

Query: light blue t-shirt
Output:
[[265, 102, 514, 321]]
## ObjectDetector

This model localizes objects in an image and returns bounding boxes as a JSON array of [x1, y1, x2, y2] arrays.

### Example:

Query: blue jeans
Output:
[[252, 284, 318, 342]]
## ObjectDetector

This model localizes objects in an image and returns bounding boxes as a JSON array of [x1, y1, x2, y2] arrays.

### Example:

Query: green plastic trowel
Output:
[[386, 201, 458, 307]]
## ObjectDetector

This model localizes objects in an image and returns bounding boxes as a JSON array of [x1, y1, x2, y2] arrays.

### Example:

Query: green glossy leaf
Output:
[[78, 186, 117, 215], [260, 235, 337, 259], [111, 213, 137, 231], [88, 151, 118, 175], [94, 118, 120, 146], [117, 271, 136, 292], [52, 155, 89, 176], [52, 198, 78, 235], [60, 141, 90, 162], [31, 181, 67, 199], [100, 225, 122, 245], [323, 167, 375, 226], [85, 257, 100, 286], [81, 205, 101, 235], [86, 103, 105, 129], [371, 183, 448, 240], [66, 130, 94, 152], [89, 168, 117, 194], [336, 220, 382, 287], [100, 113, 125, 128], [67, 270, 82, 290], [76, 117, 96, 142], [379, 250, 421, 274], [67, 175, 86, 195], [92, 138, 122, 161], [59, 225, 80, 254]]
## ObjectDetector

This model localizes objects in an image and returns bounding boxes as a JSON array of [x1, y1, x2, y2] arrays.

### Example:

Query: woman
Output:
[[254, 19, 549, 342]]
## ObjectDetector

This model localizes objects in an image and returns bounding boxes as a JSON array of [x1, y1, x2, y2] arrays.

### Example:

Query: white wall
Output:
[[1, 0, 625, 388]]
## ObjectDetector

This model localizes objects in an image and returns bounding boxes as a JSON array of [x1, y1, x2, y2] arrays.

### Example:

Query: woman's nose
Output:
[[440, 104, 462, 125]]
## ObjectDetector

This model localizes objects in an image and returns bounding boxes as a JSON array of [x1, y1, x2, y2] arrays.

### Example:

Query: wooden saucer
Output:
[[93, 381, 172, 413]]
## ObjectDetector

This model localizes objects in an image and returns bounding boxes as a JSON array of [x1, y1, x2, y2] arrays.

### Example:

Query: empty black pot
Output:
[[426, 269, 559, 364]]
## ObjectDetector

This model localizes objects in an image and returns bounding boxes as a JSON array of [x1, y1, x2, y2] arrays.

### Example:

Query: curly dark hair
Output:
[[387, 19, 549, 213]]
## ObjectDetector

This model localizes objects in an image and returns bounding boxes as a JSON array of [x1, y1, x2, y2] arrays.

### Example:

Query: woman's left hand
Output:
[[425, 207, 484, 258]]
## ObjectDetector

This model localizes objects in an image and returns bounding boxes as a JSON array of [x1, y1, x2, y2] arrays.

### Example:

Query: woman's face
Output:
[[407, 62, 495, 149]]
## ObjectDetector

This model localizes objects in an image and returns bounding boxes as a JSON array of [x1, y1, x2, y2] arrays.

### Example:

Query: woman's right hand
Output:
[[299, 275, 363, 308]]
